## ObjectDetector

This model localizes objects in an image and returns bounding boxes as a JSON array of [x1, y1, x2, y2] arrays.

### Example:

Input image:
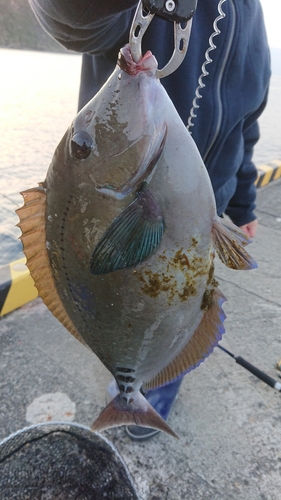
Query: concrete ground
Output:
[[0, 179, 281, 500]]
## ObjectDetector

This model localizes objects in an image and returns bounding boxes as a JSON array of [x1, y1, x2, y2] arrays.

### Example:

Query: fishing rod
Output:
[[218, 344, 281, 392]]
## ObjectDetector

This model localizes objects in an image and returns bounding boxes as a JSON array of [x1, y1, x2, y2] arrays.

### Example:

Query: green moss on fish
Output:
[[135, 249, 202, 303]]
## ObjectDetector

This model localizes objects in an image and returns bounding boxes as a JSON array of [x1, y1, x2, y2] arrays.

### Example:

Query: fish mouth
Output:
[[96, 125, 167, 199], [117, 44, 158, 76]]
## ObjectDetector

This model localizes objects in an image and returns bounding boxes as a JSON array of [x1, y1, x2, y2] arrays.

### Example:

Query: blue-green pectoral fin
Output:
[[90, 183, 164, 275]]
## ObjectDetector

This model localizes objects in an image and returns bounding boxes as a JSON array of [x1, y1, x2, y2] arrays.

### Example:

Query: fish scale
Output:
[[16, 44, 257, 439]]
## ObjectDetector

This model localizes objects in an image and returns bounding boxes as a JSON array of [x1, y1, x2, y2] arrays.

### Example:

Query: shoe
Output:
[[126, 377, 183, 441]]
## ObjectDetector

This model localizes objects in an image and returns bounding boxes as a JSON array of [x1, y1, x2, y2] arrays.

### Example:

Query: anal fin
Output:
[[144, 287, 226, 391]]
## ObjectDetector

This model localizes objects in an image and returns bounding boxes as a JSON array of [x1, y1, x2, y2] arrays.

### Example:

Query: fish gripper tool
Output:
[[129, 0, 198, 78]]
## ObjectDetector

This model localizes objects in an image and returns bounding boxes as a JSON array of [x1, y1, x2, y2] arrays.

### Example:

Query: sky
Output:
[[259, 0, 281, 49]]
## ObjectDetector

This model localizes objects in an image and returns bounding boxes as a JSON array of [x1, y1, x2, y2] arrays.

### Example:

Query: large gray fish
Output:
[[16, 45, 257, 439]]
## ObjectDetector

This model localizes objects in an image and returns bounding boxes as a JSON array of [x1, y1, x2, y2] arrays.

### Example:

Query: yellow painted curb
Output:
[[0, 257, 38, 317], [255, 159, 281, 188]]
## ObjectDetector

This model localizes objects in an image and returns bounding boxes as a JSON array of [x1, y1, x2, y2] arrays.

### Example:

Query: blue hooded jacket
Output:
[[29, 0, 271, 226]]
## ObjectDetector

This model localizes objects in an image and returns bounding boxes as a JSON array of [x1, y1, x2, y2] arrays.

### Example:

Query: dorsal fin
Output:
[[144, 287, 226, 390], [16, 186, 86, 346]]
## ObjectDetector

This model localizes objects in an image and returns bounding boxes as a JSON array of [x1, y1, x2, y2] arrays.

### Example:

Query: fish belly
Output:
[[45, 128, 214, 383]]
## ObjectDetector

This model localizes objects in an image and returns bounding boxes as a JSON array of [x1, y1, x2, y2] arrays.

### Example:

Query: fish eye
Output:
[[70, 131, 93, 160]]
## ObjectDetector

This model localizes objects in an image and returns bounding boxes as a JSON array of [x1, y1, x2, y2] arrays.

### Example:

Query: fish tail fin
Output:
[[91, 392, 179, 439], [212, 217, 258, 270]]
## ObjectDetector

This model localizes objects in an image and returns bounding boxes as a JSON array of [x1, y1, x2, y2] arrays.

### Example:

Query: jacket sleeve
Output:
[[223, 0, 271, 228], [29, 0, 138, 54], [224, 89, 269, 227]]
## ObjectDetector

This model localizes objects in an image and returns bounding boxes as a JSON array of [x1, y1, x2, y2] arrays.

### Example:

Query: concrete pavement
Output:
[[0, 178, 281, 499]]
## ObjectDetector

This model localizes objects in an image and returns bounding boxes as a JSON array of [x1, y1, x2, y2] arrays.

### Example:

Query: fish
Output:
[[16, 44, 257, 439]]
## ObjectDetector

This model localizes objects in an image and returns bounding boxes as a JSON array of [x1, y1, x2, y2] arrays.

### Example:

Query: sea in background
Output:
[[0, 49, 81, 266], [0, 48, 280, 266]]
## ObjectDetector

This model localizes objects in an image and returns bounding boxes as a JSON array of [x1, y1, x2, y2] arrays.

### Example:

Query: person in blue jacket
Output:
[[29, 0, 271, 440]]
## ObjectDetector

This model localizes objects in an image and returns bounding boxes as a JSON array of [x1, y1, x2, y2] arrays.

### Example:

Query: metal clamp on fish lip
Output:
[[129, 0, 198, 78]]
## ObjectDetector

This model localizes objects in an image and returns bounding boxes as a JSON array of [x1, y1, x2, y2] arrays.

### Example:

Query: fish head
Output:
[[43, 44, 167, 274], [66, 45, 166, 199]]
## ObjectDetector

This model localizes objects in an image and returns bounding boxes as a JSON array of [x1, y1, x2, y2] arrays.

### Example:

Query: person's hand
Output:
[[239, 219, 258, 238]]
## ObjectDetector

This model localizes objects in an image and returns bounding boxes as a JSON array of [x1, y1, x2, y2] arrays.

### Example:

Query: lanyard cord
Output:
[[187, 0, 227, 131]]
